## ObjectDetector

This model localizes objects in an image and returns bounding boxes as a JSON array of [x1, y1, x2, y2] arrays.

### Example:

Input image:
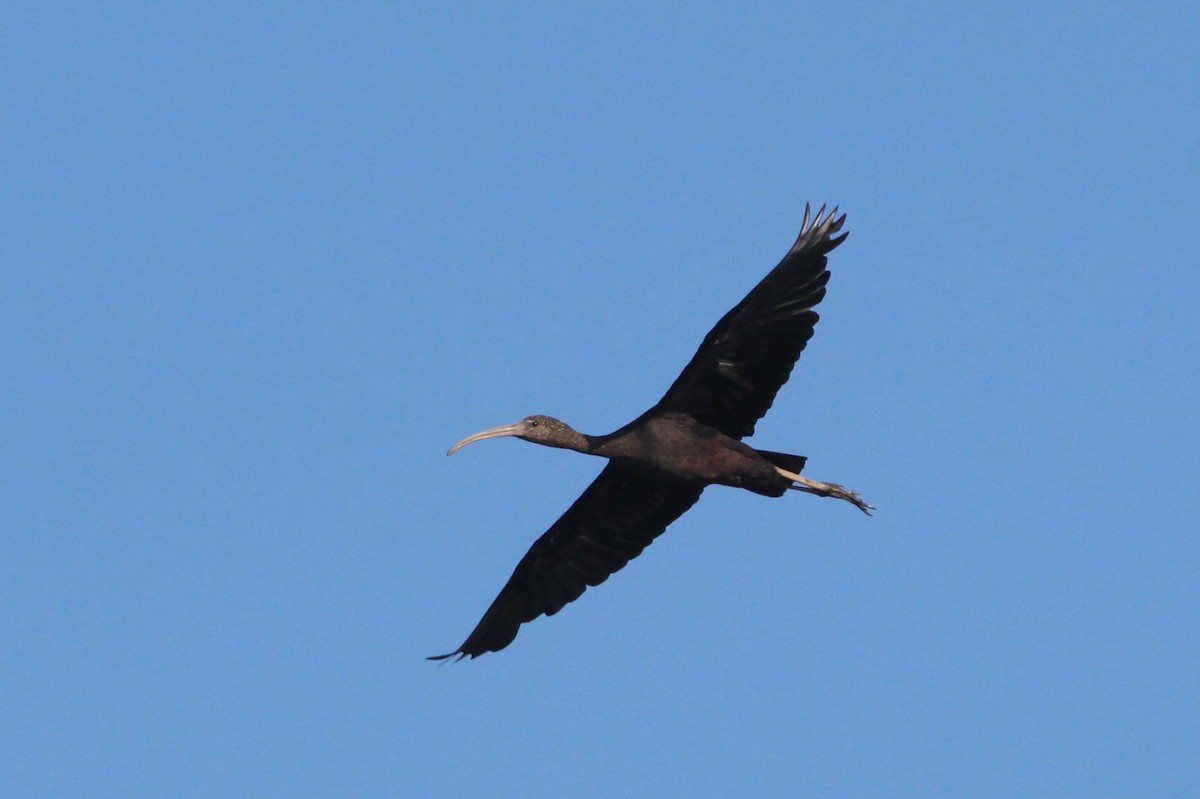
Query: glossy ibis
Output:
[[432, 205, 870, 661]]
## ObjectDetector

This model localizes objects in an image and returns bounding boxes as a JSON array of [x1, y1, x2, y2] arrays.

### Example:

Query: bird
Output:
[[431, 205, 870, 661]]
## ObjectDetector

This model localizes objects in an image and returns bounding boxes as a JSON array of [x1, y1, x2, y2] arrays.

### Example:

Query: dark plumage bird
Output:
[[432, 205, 870, 661]]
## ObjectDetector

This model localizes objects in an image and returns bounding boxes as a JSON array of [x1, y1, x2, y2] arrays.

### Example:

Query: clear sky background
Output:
[[3, 4, 1197, 797]]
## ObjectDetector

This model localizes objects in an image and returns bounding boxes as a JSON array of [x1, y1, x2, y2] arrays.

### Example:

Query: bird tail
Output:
[[757, 449, 807, 474]]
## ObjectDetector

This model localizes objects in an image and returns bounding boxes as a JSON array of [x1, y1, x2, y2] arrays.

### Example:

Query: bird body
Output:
[[433, 205, 869, 661], [595, 413, 795, 496]]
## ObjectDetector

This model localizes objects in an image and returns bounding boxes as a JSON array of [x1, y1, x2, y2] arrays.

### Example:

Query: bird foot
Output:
[[824, 484, 875, 516], [778, 469, 875, 515]]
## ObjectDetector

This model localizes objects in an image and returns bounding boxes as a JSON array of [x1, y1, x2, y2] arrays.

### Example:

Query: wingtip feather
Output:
[[792, 203, 848, 254]]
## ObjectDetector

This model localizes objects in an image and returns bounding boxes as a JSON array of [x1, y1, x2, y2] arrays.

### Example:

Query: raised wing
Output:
[[430, 464, 704, 660], [655, 205, 847, 439]]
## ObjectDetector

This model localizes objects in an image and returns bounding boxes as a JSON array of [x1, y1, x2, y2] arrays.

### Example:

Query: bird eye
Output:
[[529, 419, 539, 427]]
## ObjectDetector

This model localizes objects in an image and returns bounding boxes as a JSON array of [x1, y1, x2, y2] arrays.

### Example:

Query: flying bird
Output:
[[432, 205, 870, 661]]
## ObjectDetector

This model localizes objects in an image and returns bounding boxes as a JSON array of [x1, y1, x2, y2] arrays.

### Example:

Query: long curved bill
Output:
[[447, 422, 526, 456]]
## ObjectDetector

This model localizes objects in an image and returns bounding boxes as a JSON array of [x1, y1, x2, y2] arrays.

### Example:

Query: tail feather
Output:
[[757, 449, 807, 474]]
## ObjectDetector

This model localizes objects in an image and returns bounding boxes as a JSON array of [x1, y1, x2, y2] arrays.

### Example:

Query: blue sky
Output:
[[3, 3, 1197, 797]]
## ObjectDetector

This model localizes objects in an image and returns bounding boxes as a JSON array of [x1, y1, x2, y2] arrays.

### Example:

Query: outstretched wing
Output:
[[430, 464, 704, 660], [655, 205, 847, 439]]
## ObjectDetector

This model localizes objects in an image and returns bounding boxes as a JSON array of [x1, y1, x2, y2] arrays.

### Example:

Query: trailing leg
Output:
[[775, 466, 874, 515]]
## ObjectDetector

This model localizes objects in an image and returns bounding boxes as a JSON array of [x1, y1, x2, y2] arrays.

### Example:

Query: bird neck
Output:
[[575, 431, 603, 455], [542, 428, 597, 455], [587, 432, 637, 460]]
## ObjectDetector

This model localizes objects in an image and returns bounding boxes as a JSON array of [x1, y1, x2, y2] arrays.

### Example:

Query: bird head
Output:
[[447, 415, 584, 455]]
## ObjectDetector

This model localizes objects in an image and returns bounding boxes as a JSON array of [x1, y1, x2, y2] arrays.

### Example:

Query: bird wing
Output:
[[430, 463, 704, 660], [653, 205, 847, 439]]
